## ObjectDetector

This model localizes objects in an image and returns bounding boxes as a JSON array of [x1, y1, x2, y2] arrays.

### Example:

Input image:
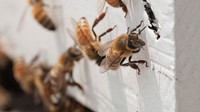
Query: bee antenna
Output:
[[131, 20, 144, 33], [127, 27, 130, 34], [138, 26, 147, 35]]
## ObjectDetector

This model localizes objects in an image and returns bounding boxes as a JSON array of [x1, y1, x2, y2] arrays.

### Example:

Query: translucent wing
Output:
[[98, 40, 113, 57], [29, 52, 41, 67], [17, 5, 29, 32], [70, 18, 78, 31], [97, 0, 106, 14], [100, 51, 124, 73], [66, 28, 81, 49]]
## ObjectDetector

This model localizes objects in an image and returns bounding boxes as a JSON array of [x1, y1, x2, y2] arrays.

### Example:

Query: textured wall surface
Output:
[[0, 0, 179, 112], [175, 0, 200, 112], [63, 0, 175, 112]]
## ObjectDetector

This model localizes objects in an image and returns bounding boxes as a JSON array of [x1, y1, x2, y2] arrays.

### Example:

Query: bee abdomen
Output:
[[33, 4, 56, 31], [106, 0, 120, 7], [77, 18, 94, 46]]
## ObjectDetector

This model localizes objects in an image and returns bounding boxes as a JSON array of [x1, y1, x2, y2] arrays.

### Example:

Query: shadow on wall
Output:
[[175, 0, 200, 112]]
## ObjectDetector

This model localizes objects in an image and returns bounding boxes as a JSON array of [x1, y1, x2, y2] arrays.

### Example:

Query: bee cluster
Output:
[[0, 0, 160, 111]]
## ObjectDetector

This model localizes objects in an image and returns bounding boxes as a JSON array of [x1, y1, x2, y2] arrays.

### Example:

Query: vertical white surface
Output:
[[0, 0, 178, 112], [175, 0, 200, 112]]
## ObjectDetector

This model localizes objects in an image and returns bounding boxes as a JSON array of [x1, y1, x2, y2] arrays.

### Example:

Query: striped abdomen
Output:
[[32, 4, 56, 31], [106, 0, 120, 7], [77, 17, 95, 46]]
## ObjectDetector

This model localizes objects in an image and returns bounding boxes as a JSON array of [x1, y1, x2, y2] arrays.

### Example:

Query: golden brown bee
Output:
[[97, 0, 128, 17], [29, 0, 56, 30], [13, 53, 41, 94], [49, 46, 83, 92], [13, 57, 35, 94], [32, 63, 57, 112], [19, 0, 56, 31], [67, 8, 116, 66], [36, 46, 83, 112], [98, 20, 148, 74]]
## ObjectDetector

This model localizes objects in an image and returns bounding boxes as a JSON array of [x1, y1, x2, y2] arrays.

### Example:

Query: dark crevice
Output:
[[143, 0, 161, 39]]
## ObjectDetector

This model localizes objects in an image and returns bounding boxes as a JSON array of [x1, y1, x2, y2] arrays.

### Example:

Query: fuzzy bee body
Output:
[[76, 18, 96, 47], [28, 0, 56, 31], [76, 17, 104, 63], [97, 0, 128, 17], [98, 21, 148, 74], [106, 0, 121, 7]]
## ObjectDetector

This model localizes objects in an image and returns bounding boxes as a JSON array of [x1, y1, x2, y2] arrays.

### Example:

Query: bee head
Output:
[[128, 33, 145, 49], [68, 47, 83, 61]]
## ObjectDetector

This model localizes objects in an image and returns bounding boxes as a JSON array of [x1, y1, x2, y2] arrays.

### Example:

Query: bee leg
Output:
[[120, 58, 127, 65], [138, 26, 147, 35], [130, 60, 148, 67], [119, 0, 128, 18], [92, 7, 108, 41], [131, 20, 144, 33], [68, 71, 84, 92], [132, 49, 140, 53], [127, 27, 131, 34], [98, 25, 117, 41], [129, 63, 141, 75], [122, 5, 128, 18]]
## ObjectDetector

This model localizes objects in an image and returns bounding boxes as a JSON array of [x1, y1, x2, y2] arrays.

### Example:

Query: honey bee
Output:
[[35, 46, 83, 112], [98, 20, 148, 74], [13, 57, 35, 94], [13, 53, 41, 94], [97, 0, 128, 17], [67, 8, 116, 66], [19, 0, 56, 31], [49, 46, 83, 92]]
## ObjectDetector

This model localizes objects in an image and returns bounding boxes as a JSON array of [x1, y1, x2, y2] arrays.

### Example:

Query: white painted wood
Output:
[[175, 0, 200, 112], [1, 0, 193, 112]]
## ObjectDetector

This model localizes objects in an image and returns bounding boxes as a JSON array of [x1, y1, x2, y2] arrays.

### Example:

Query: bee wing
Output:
[[98, 40, 113, 57], [97, 0, 106, 14], [70, 18, 78, 31], [17, 5, 29, 33], [29, 52, 41, 67], [100, 51, 124, 73], [66, 28, 82, 49]]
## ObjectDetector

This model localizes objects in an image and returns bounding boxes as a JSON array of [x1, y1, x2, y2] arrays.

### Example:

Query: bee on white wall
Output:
[[98, 20, 148, 74], [67, 8, 116, 66], [18, 0, 57, 31]]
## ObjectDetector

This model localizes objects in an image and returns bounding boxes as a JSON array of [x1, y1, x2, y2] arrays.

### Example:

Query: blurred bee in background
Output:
[[97, 0, 128, 17], [18, 0, 56, 31], [67, 8, 116, 66], [46, 46, 83, 112], [0, 86, 12, 111], [49, 46, 83, 92], [13, 53, 41, 94], [98, 20, 148, 74], [32, 63, 56, 112], [142, 0, 160, 39], [33, 46, 83, 112]]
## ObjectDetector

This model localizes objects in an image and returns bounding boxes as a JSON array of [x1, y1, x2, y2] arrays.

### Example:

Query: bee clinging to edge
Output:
[[48, 46, 83, 93], [67, 8, 116, 66], [98, 20, 148, 74], [97, 0, 128, 17], [18, 0, 56, 31], [38, 46, 83, 112]]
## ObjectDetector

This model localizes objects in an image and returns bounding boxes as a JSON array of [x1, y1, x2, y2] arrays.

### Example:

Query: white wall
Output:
[[175, 0, 200, 112], [3, 0, 196, 112]]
